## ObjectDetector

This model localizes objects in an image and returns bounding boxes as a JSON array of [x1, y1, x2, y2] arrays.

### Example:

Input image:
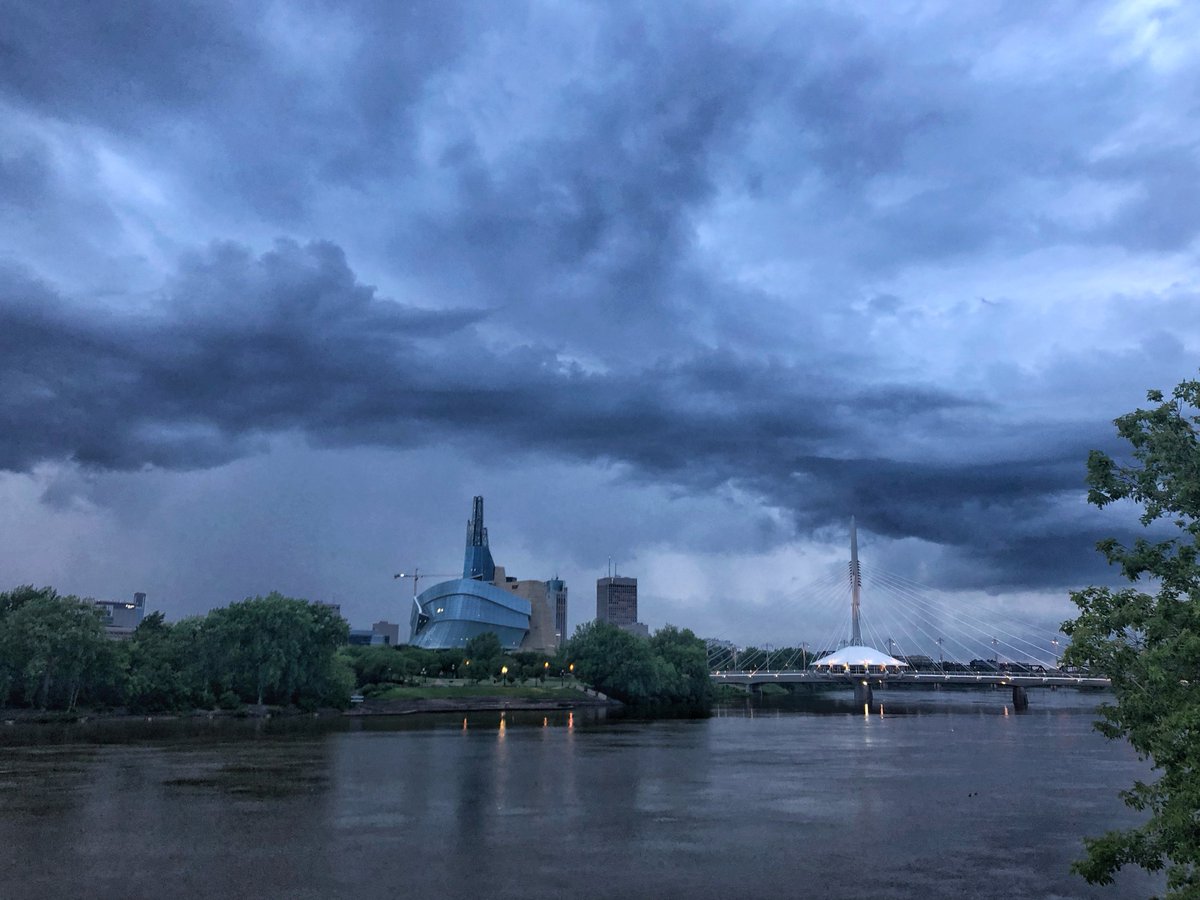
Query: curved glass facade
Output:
[[409, 578, 531, 650]]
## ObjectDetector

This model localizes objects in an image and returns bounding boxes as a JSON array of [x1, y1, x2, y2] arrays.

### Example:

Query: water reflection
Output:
[[716, 685, 1111, 718], [0, 698, 1163, 900]]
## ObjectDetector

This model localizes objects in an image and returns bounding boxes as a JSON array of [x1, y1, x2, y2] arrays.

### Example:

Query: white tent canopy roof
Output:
[[811, 646, 908, 668]]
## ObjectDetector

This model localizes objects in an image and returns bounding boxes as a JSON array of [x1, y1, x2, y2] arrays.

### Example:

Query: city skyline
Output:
[[2, 2, 1198, 644]]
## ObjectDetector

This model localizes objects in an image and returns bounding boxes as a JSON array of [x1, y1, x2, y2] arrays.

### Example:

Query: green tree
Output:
[[125, 612, 197, 713], [650, 625, 714, 708], [168, 615, 218, 708], [0, 585, 58, 619], [436, 649, 463, 677], [0, 593, 118, 710], [347, 645, 417, 688], [1064, 378, 1200, 896], [464, 632, 502, 682], [204, 592, 350, 708], [568, 621, 665, 704]]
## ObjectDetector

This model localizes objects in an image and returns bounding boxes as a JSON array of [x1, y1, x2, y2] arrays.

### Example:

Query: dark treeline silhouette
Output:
[[0, 586, 351, 713]]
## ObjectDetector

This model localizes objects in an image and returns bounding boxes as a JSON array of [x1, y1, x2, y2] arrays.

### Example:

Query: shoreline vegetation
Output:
[[0, 586, 712, 724]]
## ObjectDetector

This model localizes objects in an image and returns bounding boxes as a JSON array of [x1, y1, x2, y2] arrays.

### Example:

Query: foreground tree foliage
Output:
[[1063, 377, 1200, 896], [567, 621, 712, 712], [0, 588, 353, 713]]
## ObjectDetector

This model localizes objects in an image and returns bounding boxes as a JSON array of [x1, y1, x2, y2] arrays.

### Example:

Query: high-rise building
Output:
[[596, 576, 637, 627], [548, 578, 568, 649]]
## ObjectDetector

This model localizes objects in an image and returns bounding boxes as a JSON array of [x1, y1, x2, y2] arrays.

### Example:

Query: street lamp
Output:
[[1051, 638, 1060, 669], [500, 665, 508, 684]]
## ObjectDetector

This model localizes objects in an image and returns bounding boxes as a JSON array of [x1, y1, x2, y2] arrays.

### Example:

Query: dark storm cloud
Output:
[[0, 239, 1112, 591], [0, 242, 486, 470], [0, 1, 257, 122], [399, 5, 797, 350], [0, 0, 474, 222]]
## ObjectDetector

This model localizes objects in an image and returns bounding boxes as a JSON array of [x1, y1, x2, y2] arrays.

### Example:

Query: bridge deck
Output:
[[712, 670, 1111, 689]]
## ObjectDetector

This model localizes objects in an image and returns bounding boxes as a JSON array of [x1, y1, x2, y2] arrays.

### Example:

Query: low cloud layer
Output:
[[0, 238, 1164, 592]]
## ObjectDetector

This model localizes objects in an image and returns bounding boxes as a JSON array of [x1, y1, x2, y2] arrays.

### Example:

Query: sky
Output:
[[2, 0, 1198, 648]]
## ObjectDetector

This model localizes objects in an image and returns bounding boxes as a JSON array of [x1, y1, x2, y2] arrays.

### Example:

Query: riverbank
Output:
[[0, 684, 618, 725], [348, 693, 616, 716]]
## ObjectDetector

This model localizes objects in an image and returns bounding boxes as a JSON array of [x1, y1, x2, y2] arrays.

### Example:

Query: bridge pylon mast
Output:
[[849, 516, 862, 645]]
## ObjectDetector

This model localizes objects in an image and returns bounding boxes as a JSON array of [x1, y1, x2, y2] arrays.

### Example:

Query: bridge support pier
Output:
[[1011, 685, 1029, 711], [854, 680, 873, 707]]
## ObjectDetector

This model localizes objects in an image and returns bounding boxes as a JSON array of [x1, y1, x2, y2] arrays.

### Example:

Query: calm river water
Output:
[[0, 690, 1163, 899]]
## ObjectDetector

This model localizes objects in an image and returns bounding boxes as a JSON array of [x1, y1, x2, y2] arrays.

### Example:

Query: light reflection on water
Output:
[[0, 691, 1163, 899]]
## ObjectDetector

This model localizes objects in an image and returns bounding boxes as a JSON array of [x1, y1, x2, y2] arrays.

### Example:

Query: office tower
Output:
[[548, 578, 568, 649], [596, 575, 637, 627]]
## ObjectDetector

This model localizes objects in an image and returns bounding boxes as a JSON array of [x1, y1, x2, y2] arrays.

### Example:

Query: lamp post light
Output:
[[1051, 638, 1061, 669], [500, 665, 509, 685]]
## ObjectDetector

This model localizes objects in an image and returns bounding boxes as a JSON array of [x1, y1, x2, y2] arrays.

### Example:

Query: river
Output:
[[0, 689, 1163, 899]]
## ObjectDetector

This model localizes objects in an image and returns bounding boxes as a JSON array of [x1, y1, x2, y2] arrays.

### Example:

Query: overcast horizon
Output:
[[2, 1, 1197, 646]]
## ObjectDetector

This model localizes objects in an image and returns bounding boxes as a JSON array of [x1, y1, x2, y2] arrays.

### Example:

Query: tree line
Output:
[[0, 588, 351, 713], [0, 585, 715, 716], [345, 631, 573, 697], [343, 624, 715, 715]]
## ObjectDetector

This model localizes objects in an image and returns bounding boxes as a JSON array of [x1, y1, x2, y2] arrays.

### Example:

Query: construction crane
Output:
[[393, 568, 460, 599]]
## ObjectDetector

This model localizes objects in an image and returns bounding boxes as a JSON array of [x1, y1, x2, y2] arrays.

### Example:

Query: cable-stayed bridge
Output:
[[707, 518, 1111, 709]]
